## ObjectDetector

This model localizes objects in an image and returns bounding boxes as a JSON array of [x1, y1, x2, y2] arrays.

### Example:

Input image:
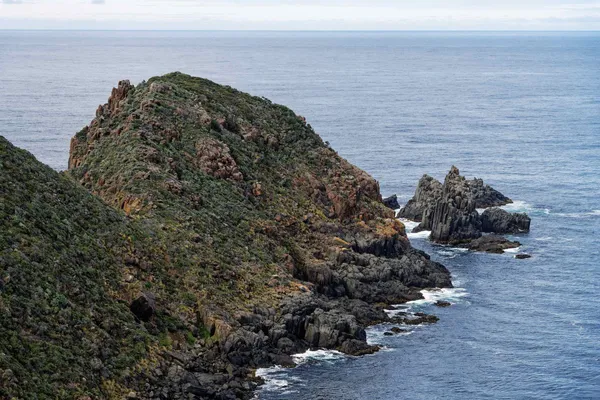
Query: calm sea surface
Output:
[[1, 31, 599, 399]]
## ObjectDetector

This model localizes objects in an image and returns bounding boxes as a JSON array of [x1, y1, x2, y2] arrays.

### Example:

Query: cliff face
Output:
[[1, 73, 451, 399]]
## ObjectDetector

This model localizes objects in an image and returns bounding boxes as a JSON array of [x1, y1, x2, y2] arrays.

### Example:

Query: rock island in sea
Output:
[[1, 73, 452, 399]]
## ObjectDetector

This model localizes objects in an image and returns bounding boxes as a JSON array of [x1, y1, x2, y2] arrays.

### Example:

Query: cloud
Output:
[[2, 0, 24, 4], [91, 0, 104, 4]]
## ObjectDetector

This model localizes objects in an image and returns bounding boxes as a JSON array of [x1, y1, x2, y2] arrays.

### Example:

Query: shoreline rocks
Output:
[[459, 235, 521, 254], [481, 207, 531, 234]]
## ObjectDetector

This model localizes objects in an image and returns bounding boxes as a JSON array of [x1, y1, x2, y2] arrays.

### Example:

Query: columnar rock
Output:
[[397, 175, 442, 221], [481, 207, 531, 233], [467, 178, 513, 208], [429, 166, 482, 244]]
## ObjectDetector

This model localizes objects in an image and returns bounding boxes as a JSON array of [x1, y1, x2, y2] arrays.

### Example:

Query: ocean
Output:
[[1, 30, 599, 399]]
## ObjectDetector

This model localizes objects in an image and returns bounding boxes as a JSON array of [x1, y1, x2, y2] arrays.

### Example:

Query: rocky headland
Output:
[[398, 166, 531, 252], [1, 73, 452, 399]]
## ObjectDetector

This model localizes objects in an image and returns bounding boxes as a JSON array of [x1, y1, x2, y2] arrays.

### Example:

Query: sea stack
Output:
[[399, 166, 530, 251]]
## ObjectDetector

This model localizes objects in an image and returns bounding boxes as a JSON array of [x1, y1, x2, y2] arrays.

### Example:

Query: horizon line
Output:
[[1, 28, 600, 32]]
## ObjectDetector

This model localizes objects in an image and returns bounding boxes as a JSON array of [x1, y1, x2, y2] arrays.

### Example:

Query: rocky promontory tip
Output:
[[1, 73, 453, 399]]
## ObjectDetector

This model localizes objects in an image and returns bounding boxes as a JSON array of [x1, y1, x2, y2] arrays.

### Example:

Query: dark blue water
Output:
[[1, 31, 599, 399]]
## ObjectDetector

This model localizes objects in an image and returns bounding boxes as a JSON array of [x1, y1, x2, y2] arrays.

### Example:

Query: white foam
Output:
[[503, 246, 521, 253], [406, 287, 469, 307], [535, 236, 554, 241], [408, 230, 431, 239], [397, 218, 431, 240], [291, 349, 345, 365], [501, 200, 534, 213], [554, 210, 600, 218]]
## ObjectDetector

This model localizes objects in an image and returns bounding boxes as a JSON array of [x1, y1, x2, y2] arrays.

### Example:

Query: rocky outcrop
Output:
[[130, 292, 156, 321], [467, 178, 513, 208], [481, 207, 531, 233], [382, 194, 400, 210], [400, 166, 530, 249], [460, 235, 521, 253], [429, 166, 482, 244], [397, 175, 442, 221]]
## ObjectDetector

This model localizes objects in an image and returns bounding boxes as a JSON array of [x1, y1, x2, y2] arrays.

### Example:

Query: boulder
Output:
[[434, 300, 451, 307], [397, 175, 442, 221], [461, 235, 521, 254], [481, 207, 531, 234], [382, 194, 400, 210], [339, 339, 379, 356], [390, 327, 407, 334], [129, 292, 156, 321], [304, 309, 365, 349]]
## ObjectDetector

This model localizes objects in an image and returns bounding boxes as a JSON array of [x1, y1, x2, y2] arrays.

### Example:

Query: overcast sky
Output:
[[1, 0, 600, 30]]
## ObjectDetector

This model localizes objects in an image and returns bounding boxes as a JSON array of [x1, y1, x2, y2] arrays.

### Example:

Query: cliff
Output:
[[1, 73, 451, 399]]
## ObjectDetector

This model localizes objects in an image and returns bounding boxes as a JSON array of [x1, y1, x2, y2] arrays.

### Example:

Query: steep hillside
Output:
[[0, 136, 155, 398], [1, 73, 451, 399]]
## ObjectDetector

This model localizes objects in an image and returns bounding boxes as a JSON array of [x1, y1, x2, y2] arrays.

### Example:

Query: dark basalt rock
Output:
[[390, 326, 407, 333], [467, 178, 513, 208], [130, 292, 156, 321], [383, 332, 394, 336], [339, 339, 380, 356], [481, 207, 531, 234], [397, 175, 443, 221], [393, 313, 439, 325], [429, 166, 482, 244], [382, 194, 400, 210], [515, 253, 532, 259], [435, 300, 451, 307], [461, 235, 521, 254]]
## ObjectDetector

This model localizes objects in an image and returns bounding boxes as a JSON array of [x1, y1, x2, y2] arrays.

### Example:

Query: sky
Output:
[[1, 0, 600, 30]]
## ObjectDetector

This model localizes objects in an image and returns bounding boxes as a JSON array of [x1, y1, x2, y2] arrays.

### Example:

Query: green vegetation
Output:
[[1, 72, 394, 398]]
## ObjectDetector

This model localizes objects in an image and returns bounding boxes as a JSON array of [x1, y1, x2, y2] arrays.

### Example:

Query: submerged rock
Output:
[[481, 207, 531, 234], [515, 253, 532, 259], [434, 300, 451, 307]]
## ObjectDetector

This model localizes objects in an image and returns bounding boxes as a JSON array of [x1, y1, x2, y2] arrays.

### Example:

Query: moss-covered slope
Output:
[[0, 136, 153, 398]]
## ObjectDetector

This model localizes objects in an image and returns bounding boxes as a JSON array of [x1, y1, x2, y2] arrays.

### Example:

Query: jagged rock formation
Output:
[[400, 166, 529, 248], [1, 73, 453, 399], [396, 175, 442, 221], [429, 166, 482, 244], [481, 207, 531, 234], [467, 178, 513, 208]]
